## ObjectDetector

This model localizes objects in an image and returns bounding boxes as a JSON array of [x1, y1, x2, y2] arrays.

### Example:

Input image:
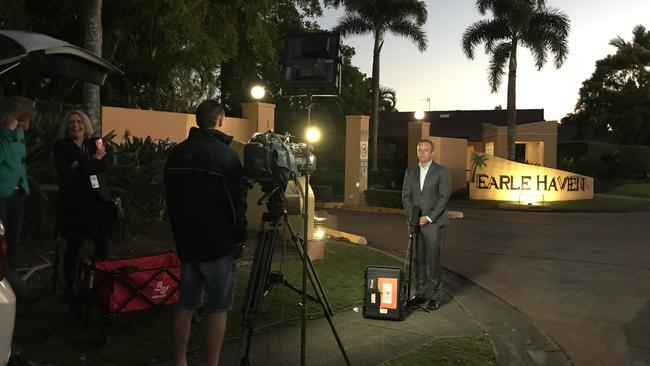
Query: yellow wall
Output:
[[407, 120, 430, 167], [429, 136, 467, 192], [403, 120, 469, 192], [102, 106, 193, 144], [482, 121, 558, 168], [516, 121, 557, 168], [102, 106, 259, 145], [102, 104, 316, 248], [469, 153, 593, 202], [482, 124, 508, 159]]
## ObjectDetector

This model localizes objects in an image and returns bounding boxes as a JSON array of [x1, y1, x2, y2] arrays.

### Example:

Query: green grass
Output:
[[606, 183, 650, 199], [13, 241, 402, 365], [381, 336, 496, 366], [14, 241, 499, 365], [226, 239, 402, 338]]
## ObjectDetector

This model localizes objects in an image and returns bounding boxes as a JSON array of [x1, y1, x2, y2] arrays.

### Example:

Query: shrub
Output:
[[312, 185, 334, 202], [558, 142, 650, 179], [106, 135, 174, 235], [364, 188, 403, 208], [368, 169, 404, 190], [22, 100, 174, 239], [310, 171, 344, 196]]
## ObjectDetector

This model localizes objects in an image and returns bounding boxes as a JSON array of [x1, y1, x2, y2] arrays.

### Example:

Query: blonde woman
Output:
[[52, 110, 112, 299]]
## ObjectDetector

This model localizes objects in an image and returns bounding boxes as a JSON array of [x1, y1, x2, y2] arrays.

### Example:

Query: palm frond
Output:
[[527, 9, 570, 68], [334, 14, 373, 36], [609, 36, 629, 49], [488, 41, 511, 93], [389, 0, 428, 25], [388, 19, 428, 52], [632, 24, 650, 48], [462, 19, 509, 59], [476, 0, 497, 15], [527, 39, 547, 70]]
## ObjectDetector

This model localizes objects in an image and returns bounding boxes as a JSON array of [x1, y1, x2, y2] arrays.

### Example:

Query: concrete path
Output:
[[331, 207, 650, 366], [219, 270, 568, 366]]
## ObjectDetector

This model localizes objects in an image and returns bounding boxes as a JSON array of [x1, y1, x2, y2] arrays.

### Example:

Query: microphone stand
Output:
[[405, 207, 429, 313]]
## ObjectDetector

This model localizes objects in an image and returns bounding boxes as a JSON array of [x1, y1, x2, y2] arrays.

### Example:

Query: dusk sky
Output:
[[314, 0, 650, 121]]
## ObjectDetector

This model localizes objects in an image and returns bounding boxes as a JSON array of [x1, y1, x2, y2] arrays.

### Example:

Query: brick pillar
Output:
[[345, 115, 370, 206], [242, 102, 275, 136], [408, 120, 430, 167]]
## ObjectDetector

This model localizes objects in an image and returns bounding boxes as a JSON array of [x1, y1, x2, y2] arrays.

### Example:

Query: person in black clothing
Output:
[[53, 110, 112, 298], [164, 100, 247, 366]]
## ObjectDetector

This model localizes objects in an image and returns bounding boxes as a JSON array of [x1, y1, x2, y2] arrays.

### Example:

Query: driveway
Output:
[[330, 207, 650, 366]]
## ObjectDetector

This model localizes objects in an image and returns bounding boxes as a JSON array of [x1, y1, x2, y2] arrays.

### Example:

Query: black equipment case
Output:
[[363, 265, 407, 321]]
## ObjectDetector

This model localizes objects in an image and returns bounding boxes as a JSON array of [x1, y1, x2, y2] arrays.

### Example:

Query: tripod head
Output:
[[256, 183, 286, 224]]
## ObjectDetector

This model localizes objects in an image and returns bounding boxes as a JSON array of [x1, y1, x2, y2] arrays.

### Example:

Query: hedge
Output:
[[558, 141, 650, 180], [364, 188, 403, 208], [312, 185, 334, 202]]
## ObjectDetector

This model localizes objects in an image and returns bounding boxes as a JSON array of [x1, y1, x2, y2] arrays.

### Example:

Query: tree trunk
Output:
[[84, 0, 103, 136], [370, 29, 383, 171], [507, 41, 517, 161]]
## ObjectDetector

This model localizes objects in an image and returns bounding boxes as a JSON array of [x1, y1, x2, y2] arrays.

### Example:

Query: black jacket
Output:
[[164, 127, 247, 261], [53, 137, 112, 238]]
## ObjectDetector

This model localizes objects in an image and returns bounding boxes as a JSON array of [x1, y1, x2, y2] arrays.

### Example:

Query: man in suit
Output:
[[402, 139, 452, 311]]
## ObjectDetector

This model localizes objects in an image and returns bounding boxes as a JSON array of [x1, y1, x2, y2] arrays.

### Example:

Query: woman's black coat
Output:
[[53, 137, 112, 239]]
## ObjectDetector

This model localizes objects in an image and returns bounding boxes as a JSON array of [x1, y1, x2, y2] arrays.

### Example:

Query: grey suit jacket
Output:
[[402, 161, 452, 226]]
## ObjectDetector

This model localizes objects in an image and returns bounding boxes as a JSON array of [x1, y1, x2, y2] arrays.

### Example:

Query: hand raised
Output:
[[93, 147, 106, 160]]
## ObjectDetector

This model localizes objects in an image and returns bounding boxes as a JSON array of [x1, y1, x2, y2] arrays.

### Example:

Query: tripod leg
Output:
[[407, 232, 415, 301], [238, 225, 278, 365]]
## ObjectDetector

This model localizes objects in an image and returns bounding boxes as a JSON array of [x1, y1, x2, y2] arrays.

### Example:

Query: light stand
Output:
[[301, 92, 312, 366]]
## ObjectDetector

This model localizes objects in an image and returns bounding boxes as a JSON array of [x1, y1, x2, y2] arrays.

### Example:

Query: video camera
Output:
[[243, 130, 316, 191]]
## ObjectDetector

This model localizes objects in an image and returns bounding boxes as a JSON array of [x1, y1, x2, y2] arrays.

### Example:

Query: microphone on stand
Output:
[[409, 205, 421, 233]]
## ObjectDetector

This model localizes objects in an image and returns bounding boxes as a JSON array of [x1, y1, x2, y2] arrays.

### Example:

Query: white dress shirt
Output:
[[419, 160, 433, 223], [419, 160, 431, 190]]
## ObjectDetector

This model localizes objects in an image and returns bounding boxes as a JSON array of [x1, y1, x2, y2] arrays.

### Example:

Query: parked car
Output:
[[0, 219, 17, 366]]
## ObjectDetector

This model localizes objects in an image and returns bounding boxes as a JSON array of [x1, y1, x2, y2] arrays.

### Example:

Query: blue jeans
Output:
[[178, 254, 237, 313]]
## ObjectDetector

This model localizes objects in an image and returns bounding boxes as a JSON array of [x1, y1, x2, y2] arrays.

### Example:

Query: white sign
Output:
[[360, 141, 368, 161], [469, 153, 594, 202]]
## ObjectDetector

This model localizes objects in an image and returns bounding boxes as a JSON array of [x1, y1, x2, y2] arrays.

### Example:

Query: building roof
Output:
[[379, 109, 545, 141]]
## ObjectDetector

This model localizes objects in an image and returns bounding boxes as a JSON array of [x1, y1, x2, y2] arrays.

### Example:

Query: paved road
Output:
[[330, 207, 650, 366]]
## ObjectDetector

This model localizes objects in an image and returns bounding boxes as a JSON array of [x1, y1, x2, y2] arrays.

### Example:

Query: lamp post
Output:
[[414, 110, 425, 120], [250, 85, 266, 100]]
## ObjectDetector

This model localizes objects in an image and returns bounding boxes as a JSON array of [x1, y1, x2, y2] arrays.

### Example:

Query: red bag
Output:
[[75, 252, 180, 313]]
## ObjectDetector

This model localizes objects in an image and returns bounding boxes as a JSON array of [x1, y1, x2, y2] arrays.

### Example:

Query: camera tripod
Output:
[[237, 187, 351, 366]]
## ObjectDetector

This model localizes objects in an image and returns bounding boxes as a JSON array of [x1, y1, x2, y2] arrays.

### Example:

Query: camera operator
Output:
[[164, 100, 247, 366]]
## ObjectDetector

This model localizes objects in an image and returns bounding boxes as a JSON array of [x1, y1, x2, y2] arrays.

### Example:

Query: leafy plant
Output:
[[106, 134, 174, 236]]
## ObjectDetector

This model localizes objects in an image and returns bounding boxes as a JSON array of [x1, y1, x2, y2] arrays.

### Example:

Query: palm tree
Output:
[[462, 0, 570, 160], [332, 0, 427, 170], [379, 86, 397, 112], [470, 152, 488, 183], [84, 0, 103, 134], [610, 25, 650, 49]]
